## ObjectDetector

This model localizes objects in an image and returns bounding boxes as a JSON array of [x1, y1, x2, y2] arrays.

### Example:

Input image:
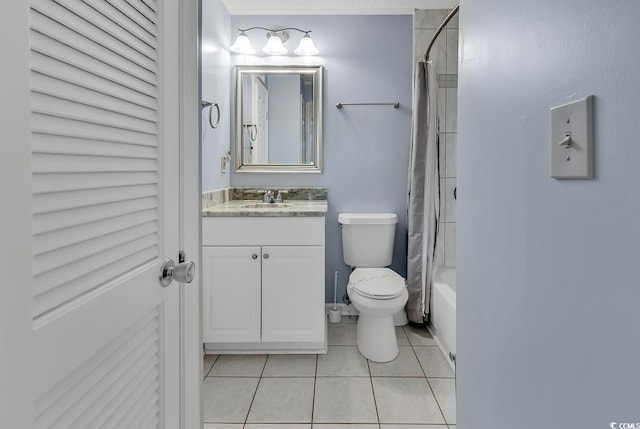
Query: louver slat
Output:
[[30, 10, 157, 86], [30, 0, 156, 71], [31, 73, 157, 123], [34, 309, 161, 429], [83, 0, 157, 49], [30, 0, 161, 319], [30, 34, 157, 98]]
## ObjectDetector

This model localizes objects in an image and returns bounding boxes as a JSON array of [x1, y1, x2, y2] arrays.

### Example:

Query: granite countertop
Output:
[[202, 199, 328, 217], [202, 187, 328, 217]]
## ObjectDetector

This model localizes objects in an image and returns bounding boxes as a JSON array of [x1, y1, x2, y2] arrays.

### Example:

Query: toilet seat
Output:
[[349, 268, 406, 300]]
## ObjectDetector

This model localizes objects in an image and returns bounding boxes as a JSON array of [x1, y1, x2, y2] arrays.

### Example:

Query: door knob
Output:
[[160, 258, 195, 287], [263, 254, 269, 259]]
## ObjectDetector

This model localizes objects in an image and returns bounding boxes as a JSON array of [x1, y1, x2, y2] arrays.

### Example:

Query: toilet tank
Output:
[[339, 213, 398, 267]]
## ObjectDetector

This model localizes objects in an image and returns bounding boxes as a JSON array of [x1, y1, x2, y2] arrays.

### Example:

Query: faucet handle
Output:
[[275, 190, 289, 203], [257, 189, 273, 203]]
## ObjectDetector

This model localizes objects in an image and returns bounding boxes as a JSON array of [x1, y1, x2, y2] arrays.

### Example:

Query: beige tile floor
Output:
[[203, 319, 456, 429]]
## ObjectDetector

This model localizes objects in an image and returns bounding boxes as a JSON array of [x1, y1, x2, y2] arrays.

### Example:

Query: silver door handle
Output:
[[160, 258, 195, 287]]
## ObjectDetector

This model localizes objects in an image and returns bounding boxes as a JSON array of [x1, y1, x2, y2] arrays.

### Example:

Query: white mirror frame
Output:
[[234, 65, 323, 173]]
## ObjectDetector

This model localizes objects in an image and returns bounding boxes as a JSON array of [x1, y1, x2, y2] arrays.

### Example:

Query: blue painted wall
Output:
[[201, 0, 231, 192], [458, 0, 640, 426], [229, 15, 413, 302]]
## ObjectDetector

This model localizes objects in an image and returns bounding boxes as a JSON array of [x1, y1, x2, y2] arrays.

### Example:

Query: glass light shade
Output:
[[262, 34, 287, 55], [294, 34, 319, 56], [230, 32, 255, 55]]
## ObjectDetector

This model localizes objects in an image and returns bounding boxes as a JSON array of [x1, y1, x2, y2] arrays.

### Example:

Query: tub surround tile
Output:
[[372, 377, 445, 424], [414, 9, 448, 29], [444, 223, 457, 267], [445, 133, 457, 177], [444, 178, 457, 223]]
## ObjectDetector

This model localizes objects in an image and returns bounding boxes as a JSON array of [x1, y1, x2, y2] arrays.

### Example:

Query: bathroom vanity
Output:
[[202, 188, 327, 354]]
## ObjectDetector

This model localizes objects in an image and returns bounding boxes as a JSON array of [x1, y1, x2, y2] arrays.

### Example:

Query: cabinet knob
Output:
[[252, 254, 258, 260], [263, 254, 269, 259]]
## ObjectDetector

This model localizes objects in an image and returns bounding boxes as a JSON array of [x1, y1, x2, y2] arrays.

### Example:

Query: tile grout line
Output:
[[366, 357, 382, 429], [310, 353, 318, 428], [242, 355, 269, 427], [408, 325, 449, 426]]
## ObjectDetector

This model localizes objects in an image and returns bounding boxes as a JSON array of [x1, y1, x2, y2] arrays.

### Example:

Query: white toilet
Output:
[[339, 213, 409, 362]]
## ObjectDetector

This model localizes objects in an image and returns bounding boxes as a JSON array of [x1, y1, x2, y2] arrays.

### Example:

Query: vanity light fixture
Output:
[[230, 27, 319, 56]]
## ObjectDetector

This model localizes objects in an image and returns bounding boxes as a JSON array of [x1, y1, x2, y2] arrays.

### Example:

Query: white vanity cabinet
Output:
[[202, 216, 326, 353]]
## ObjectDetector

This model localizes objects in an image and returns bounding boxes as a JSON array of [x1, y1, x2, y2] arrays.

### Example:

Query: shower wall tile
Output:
[[445, 88, 458, 132], [446, 29, 459, 73], [416, 9, 457, 268], [437, 88, 447, 132], [413, 29, 435, 63], [446, 8, 459, 29], [414, 9, 448, 29], [444, 223, 457, 267], [439, 133, 447, 178], [445, 133, 457, 177], [444, 178, 457, 223]]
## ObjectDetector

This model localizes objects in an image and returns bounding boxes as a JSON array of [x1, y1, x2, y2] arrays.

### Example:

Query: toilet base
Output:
[[356, 313, 399, 362]]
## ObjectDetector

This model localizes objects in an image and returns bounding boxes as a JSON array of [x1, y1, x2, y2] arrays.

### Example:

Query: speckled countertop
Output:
[[202, 187, 328, 217]]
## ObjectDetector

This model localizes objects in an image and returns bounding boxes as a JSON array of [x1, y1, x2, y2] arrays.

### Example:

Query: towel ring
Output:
[[201, 100, 221, 129]]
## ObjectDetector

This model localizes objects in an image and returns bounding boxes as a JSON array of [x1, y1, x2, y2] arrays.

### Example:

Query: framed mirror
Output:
[[234, 65, 323, 173]]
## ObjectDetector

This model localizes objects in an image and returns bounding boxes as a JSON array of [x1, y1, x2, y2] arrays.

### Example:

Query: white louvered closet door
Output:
[[29, 0, 181, 427]]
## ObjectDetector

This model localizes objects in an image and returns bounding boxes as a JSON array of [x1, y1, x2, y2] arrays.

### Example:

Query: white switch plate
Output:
[[551, 95, 594, 179]]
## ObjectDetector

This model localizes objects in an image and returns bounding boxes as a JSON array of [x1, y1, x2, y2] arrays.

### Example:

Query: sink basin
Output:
[[239, 202, 291, 209]]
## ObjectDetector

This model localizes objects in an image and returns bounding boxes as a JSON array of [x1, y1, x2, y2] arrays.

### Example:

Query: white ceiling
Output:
[[221, 0, 458, 15]]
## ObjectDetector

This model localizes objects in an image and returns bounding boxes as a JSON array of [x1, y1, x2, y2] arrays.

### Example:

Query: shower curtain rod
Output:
[[423, 3, 460, 63]]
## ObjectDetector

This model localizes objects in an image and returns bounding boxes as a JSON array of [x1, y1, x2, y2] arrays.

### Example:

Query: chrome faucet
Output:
[[259, 190, 274, 203], [275, 190, 288, 203], [276, 190, 289, 203]]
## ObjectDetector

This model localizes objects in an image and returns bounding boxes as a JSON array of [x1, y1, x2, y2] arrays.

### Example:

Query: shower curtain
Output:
[[406, 59, 440, 323]]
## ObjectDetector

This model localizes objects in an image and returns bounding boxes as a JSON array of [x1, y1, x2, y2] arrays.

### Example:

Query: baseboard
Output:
[[324, 303, 359, 316]]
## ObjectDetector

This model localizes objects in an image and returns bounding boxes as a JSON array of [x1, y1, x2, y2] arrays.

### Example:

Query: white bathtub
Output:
[[430, 267, 456, 363]]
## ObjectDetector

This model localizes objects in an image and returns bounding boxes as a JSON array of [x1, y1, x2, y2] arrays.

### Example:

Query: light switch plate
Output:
[[551, 95, 594, 179]]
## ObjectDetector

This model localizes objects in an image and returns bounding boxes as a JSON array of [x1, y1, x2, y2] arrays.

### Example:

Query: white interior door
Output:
[[9, 0, 184, 426]]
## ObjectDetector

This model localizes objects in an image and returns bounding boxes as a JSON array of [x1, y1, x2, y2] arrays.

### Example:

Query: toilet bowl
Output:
[[347, 268, 408, 362], [339, 213, 408, 362]]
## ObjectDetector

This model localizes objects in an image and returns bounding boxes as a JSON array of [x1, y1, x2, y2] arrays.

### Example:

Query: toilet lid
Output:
[[349, 268, 406, 299]]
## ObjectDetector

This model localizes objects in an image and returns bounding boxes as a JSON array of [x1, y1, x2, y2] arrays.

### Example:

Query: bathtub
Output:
[[430, 267, 456, 366]]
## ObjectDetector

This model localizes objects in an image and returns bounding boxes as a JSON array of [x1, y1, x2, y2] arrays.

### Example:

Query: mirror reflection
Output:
[[235, 65, 323, 173]]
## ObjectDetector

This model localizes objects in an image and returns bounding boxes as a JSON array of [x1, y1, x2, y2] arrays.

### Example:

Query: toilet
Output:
[[339, 213, 409, 362]]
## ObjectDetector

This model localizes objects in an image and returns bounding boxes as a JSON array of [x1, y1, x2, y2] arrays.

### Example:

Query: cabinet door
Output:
[[261, 246, 325, 343], [203, 246, 262, 343]]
